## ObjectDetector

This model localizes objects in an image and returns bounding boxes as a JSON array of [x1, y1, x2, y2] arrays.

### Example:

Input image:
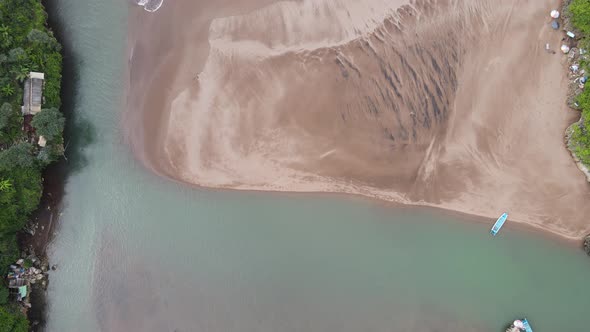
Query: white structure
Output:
[[21, 72, 45, 115], [37, 136, 47, 147]]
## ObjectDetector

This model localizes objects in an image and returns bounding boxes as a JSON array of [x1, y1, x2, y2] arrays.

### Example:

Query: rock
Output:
[[569, 49, 577, 59], [584, 236, 590, 256], [30, 279, 36, 284], [51, 264, 58, 271], [35, 274, 43, 280], [16, 259, 24, 265]]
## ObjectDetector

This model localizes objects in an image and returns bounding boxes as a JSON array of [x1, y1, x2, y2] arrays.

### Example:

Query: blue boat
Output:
[[522, 318, 533, 332], [490, 212, 508, 236], [506, 318, 533, 332]]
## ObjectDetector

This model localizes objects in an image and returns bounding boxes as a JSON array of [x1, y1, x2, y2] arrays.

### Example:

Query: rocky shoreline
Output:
[[16, 160, 66, 331]]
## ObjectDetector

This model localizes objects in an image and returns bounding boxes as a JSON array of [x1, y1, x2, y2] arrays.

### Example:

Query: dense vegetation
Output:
[[569, 0, 590, 165], [0, 0, 65, 329]]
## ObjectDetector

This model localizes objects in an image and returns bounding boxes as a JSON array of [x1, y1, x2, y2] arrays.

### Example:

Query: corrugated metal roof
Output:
[[22, 72, 44, 115]]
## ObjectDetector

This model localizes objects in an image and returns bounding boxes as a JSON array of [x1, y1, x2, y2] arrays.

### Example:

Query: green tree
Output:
[[0, 287, 9, 305], [0, 84, 14, 97], [0, 305, 28, 332], [0, 103, 14, 131], [0, 24, 11, 48], [0, 180, 19, 234], [0, 25, 8, 39], [0, 143, 36, 171], [7, 48, 25, 63], [36, 146, 51, 165], [26, 29, 49, 44], [0, 179, 12, 192], [12, 66, 29, 83], [31, 108, 65, 142], [0, 103, 21, 144]]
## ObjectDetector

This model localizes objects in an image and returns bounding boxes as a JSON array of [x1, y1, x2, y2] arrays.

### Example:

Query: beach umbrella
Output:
[[561, 44, 570, 54], [551, 10, 560, 19]]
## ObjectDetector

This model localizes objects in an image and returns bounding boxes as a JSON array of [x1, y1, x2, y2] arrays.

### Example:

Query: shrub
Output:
[[0, 287, 8, 305], [0, 305, 28, 332], [0, 103, 22, 144]]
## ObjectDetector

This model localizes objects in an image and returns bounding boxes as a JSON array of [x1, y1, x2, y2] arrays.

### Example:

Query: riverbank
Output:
[[560, 0, 590, 252], [0, 0, 66, 330], [16, 0, 80, 328], [126, 0, 590, 240], [16, 161, 66, 331]]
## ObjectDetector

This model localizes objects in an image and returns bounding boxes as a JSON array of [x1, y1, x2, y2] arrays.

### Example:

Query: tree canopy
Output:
[[0, 0, 62, 326], [31, 107, 65, 142], [0, 305, 28, 332], [0, 143, 36, 171], [0, 103, 21, 144]]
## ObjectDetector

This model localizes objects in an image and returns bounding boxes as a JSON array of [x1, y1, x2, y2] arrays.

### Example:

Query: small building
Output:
[[38, 135, 47, 147], [8, 279, 27, 302], [21, 72, 45, 115]]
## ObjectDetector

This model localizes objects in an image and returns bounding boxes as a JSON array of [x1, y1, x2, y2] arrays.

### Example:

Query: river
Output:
[[44, 0, 590, 331]]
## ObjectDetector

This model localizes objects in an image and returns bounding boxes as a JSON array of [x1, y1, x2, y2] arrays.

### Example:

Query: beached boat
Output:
[[490, 212, 508, 236]]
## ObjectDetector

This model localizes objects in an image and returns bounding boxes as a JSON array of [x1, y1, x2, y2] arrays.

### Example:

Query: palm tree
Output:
[[0, 25, 8, 35], [29, 53, 44, 70], [15, 66, 29, 83], [0, 24, 10, 48], [1, 84, 14, 97], [0, 179, 12, 192]]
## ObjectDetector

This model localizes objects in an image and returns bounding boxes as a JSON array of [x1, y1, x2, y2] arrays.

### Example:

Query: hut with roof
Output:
[[21, 72, 45, 116]]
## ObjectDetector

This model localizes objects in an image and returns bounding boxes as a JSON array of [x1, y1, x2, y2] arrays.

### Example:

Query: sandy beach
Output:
[[125, 0, 590, 239]]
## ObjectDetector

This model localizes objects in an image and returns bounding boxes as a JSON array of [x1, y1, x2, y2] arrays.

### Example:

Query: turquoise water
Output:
[[45, 0, 590, 331]]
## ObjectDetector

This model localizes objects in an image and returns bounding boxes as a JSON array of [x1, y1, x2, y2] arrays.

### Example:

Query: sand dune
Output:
[[126, 0, 590, 238]]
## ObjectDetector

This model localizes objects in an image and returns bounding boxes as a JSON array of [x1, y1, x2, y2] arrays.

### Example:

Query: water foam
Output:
[[136, 0, 163, 12]]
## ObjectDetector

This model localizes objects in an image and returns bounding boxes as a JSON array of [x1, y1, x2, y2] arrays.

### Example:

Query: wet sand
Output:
[[126, 0, 590, 239]]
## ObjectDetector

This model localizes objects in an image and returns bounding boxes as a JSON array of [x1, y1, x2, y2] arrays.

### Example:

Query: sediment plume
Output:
[[126, 0, 590, 238]]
